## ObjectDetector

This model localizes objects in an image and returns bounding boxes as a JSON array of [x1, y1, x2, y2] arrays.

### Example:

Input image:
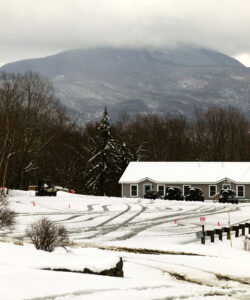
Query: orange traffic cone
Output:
[[217, 221, 220, 226]]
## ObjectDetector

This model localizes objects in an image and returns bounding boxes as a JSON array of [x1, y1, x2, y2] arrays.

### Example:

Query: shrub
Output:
[[26, 217, 69, 252], [0, 194, 16, 229], [0, 204, 16, 229]]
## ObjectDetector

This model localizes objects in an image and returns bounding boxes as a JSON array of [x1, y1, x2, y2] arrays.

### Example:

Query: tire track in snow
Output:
[[59, 214, 86, 222], [102, 205, 110, 212], [114, 205, 232, 240], [85, 205, 146, 239], [122, 254, 250, 299], [126, 256, 250, 287], [115, 205, 212, 240], [24, 285, 176, 300], [59, 214, 105, 225], [80, 204, 215, 240], [87, 204, 96, 211], [67, 205, 132, 237], [87, 204, 131, 230]]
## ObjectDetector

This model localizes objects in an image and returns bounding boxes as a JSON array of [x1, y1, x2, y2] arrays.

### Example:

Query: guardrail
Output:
[[197, 223, 250, 243]]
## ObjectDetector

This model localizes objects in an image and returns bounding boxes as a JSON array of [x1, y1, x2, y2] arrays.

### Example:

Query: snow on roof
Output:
[[119, 161, 250, 184]]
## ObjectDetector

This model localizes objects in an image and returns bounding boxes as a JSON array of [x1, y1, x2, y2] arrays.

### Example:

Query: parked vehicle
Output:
[[219, 189, 238, 204], [144, 190, 159, 200], [35, 179, 57, 196], [185, 187, 204, 202], [164, 186, 184, 200]]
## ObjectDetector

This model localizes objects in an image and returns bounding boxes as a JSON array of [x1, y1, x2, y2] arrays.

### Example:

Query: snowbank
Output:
[[0, 242, 120, 273]]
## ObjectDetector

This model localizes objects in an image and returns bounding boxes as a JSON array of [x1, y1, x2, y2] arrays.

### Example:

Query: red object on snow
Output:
[[70, 190, 75, 194], [175, 219, 177, 224], [33, 202, 35, 207], [68, 204, 70, 208], [218, 221, 220, 226]]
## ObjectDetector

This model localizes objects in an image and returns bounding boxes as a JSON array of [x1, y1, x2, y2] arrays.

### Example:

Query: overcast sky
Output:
[[1, 0, 250, 66]]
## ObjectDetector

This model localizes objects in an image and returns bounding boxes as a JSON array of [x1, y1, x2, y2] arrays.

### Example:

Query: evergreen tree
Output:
[[85, 108, 121, 196], [118, 141, 136, 171]]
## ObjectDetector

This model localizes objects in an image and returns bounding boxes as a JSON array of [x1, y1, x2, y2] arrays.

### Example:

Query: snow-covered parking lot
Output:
[[1, 190, 250, 300]]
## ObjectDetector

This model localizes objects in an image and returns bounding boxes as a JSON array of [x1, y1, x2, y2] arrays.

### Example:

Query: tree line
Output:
[[0, 72, 249, 196]]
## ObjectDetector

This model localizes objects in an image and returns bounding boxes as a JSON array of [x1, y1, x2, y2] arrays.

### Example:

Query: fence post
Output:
[[245, 223, 250, 235], [201, 225, 205, 244], [222, 227, 230, 240], [215, 228, 223, 241], [232, 225, 239, 238], [235, 227, 239, 237], [210, 231, 214, 243], [239, 224, 245, 236], [228, 208, 232, 247], [219, 229, 223, 241]]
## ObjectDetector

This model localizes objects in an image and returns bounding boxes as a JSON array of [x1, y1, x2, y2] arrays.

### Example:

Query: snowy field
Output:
[[1, 190, 250, 300]]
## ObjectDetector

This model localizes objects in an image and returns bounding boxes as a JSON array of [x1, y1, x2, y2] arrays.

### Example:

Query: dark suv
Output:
[[185, 187, 204, 202], [219, 189, 238, 204], [164, 186, 184, 200]]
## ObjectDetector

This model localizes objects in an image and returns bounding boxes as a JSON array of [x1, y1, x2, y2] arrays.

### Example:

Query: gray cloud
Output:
[[1, 0, 250, 66]]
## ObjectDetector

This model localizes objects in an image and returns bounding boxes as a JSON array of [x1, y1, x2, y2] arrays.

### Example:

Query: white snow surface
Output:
[[0, 242, 119, 273], [0, 190, 250, 300], [119, 161, 250, 183]]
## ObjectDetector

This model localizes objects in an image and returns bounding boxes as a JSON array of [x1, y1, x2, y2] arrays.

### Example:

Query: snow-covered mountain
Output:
[[1, 46, 250, 120]]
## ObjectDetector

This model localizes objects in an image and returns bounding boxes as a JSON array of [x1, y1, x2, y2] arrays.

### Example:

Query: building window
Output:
[[237, 185, 245, 198], [209, 185, 217, 197], [222, 184, 231, 190], [183, 185, 191, 196], [130, 185, 138, 197], [157, 185, 165, 197], [144, 184, 152, 193]]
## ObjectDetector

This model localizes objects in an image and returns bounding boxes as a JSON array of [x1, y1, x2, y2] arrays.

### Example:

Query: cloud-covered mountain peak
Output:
[[1, 46, 249, 121]]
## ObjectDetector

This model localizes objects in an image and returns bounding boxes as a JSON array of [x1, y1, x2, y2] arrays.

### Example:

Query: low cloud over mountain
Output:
[[1, 46, 250, 120]]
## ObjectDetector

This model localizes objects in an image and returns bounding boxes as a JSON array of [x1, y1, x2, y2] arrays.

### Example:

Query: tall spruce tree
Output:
[[118, 141, 136, 171], [85, 108, 121, 196]]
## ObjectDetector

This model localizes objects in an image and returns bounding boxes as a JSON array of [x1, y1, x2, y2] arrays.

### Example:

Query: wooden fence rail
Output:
[[201, 223, 250, 243]]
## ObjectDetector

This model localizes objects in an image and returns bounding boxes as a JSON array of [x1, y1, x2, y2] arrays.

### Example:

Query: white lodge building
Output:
[[119, 162, 250, 200]]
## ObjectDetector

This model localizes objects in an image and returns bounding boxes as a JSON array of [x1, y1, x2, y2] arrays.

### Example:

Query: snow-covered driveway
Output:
[[6, 191, 248, 245]]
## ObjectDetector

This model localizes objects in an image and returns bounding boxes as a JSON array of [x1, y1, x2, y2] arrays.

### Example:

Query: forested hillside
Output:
[[1, 46, 250, 121], [0, 72, 249, 196]]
